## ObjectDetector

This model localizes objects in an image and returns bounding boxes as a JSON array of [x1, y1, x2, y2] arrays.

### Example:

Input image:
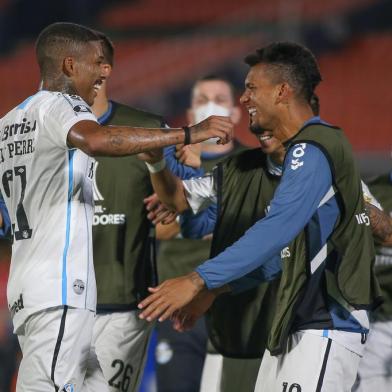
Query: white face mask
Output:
[[193, 101, 231, 145]]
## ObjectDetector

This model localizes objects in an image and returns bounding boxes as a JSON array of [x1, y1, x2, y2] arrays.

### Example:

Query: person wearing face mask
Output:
[[154, 75, 243, 392]]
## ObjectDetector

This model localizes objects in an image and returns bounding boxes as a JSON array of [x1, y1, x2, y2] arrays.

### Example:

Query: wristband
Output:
[[183, 126, 191, 145], [145, 158, 166, 173]]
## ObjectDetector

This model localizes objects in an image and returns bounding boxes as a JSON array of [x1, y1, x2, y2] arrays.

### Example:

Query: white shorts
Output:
[[16, 306, 95, 392], [255, 331, 361, 392], [200, 353, 223, 392], [200, 353, 261, 392], [353, 320, 392, 392], [82, 311, 153, 392]]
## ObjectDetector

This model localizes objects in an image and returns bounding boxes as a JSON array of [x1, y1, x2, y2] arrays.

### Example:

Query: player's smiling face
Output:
[[240, 63, 280, 136], [71, 41, 105, 105]]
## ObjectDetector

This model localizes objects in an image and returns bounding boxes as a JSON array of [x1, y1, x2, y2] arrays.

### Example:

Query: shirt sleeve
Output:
[[44, 93, 98, 149], [164, 146, 204, 180], [180, 203, 218, 239], [196, 143, 333, 289], [182, 170, 218, 214], [229, 255, 282, 294], [361, 180, 382, 210]]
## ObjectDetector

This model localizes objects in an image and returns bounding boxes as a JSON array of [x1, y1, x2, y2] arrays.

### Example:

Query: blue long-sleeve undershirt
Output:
[[164, 145, 203, 179], [196, 143, 333, 289], [180, 204, 217, 238]]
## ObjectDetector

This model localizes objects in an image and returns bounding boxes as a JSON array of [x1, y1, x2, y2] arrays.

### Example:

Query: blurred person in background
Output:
[[82, 32, 205, 392], [152, 75, 242, 392], [0, 21, 233, 391], [138, 42, 382, 392]]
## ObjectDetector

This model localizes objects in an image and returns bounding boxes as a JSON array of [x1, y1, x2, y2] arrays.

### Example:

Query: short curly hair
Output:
[[36, 22, 100, 78], [244, 42, 322, 103]]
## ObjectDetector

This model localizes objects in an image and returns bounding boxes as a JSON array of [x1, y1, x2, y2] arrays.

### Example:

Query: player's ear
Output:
[[275, 82, 291, 104], [63, 57, 75, 77], [101, 64, 112, 78]]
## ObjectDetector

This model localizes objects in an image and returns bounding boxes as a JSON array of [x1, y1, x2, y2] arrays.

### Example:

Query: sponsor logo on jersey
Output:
[[93, 213, 126, 226], [355, 212, 370, 226], [73, 279, 85, 295], [92, 162, 127, 226], [73, 105, 92, 114], [290, 143, 306, 170], [1, 118, 37, 142], [0, 118, 36, 162], [68, 95, 82, 101], [9, 293, 24, 316], [62, 93, 92, 114]]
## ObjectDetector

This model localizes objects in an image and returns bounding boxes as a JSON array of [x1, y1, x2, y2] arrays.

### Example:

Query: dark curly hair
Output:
[[36, 22, 100, 78], [245, 42, 322, 103]]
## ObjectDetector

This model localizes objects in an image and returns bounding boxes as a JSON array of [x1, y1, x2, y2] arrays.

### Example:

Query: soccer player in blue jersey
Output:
[[138, 42, 382, 391]]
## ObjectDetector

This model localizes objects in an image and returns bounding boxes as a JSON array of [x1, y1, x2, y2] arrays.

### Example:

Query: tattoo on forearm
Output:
[[102, 126, 183, 155], [366, 202, 392, 244]]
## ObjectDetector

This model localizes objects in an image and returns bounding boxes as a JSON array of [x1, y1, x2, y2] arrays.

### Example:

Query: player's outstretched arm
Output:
[[138, 271, 206, 322], [138, 149, 191, 213], [67, 115, 233, 156], [138, 272, 230, 323]]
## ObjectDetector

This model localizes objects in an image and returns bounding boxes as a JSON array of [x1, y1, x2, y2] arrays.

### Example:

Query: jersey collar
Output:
[[97, 100, 113, 125]]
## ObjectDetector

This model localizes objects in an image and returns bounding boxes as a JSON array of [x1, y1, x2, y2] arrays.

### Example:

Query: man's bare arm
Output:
[[67, 115, 232, 156], [149, 168, 190, 213], [366, 202, 392, 246]]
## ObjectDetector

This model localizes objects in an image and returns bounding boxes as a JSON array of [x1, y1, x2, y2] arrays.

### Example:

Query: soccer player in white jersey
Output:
[[0, 22, 233, 391]]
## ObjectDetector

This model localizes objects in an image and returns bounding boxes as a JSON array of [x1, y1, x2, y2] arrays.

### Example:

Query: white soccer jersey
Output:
[[0, 91, 98, 332]]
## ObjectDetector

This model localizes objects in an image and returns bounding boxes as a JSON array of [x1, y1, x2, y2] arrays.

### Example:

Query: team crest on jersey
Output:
[[73, 280, 85, 295], [62, 383, 75, 392]]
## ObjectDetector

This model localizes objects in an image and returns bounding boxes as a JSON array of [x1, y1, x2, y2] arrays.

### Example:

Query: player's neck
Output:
[[273, 103, 314, 143], [92, 90, 109, 118], [42, 78, 77, 96]]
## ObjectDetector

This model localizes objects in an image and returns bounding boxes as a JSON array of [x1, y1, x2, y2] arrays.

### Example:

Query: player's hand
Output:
[[189, 116, 233, 145], [171, 290, 217, 332], [175, 144, 202, 168], [138, 272, 205, 322], [138, 148, 164, 164], [144, 193, 178, 225]]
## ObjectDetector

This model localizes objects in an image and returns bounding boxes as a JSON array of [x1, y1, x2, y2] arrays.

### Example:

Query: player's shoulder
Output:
[[110, 101, 164, 127], [14, 91, 92, 116], [52, 93, 93, 114]]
